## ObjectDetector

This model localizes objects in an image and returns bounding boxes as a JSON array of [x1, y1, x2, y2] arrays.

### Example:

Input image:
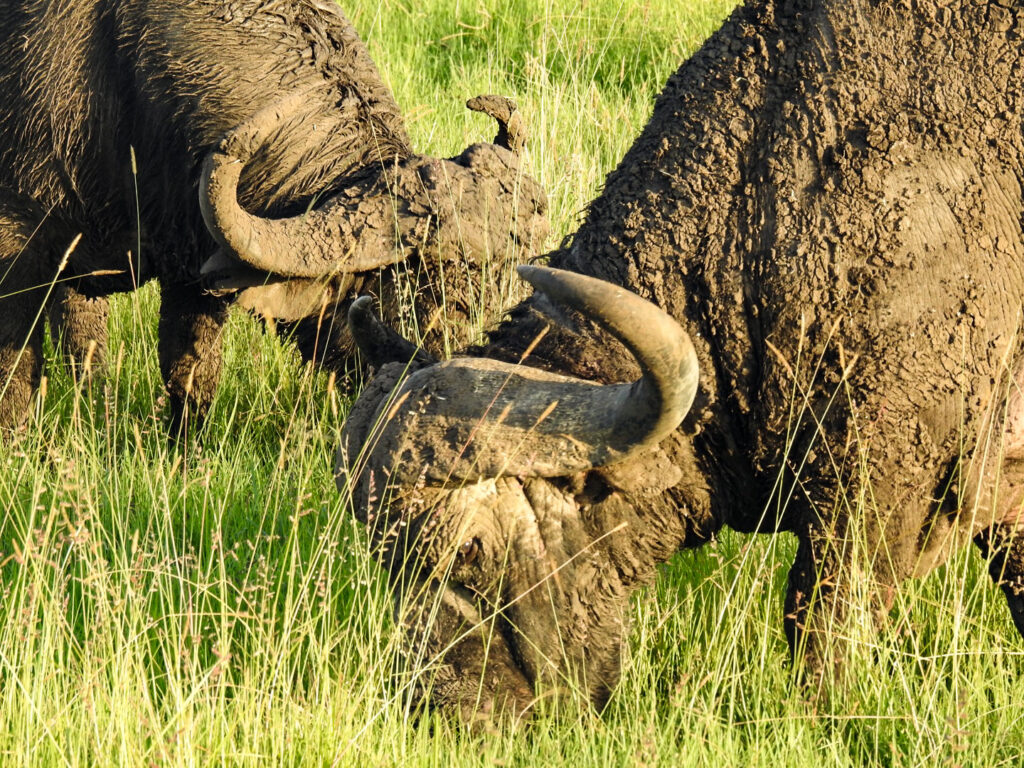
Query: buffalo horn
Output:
[[198, 92, 413, 278], [466, 95, 526, 154], [515, 265, 697, 458], [353, 266, 698, 482]]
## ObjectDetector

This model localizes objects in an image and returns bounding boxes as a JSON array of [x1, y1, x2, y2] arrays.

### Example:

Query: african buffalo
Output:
[[0, 0, 547, 434], [338, 0, 1024, 721]]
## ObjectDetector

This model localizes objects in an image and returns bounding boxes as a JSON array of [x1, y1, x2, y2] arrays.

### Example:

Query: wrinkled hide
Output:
[[341, 0, 1024, 723]]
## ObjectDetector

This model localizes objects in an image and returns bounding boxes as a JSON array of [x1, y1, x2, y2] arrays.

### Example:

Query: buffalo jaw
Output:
[[338, 267, 698, 721]]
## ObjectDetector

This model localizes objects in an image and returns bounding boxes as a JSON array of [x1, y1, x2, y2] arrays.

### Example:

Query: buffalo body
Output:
[[0, 0, 548, 432], [341, 0, 1024, 721]]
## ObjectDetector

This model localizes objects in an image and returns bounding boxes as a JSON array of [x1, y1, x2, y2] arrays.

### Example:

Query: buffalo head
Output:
[[199, 91, 549, 359], [336, 266, 698, 722]]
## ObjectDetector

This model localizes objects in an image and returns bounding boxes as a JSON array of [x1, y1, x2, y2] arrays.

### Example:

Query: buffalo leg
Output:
[[157, 282, 227, 437], [0, 196, 50, 432], [0, 294, 45, 432], [784, 523, 850, 687], [783, 442, 943, 684], [962, 370, 1024, 640], [969, 450, 1024, 639], [48, 284, 108, 380], [975, 522, 1024, 638]]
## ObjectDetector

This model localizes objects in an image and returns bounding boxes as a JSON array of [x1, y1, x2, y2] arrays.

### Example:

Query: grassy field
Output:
[[2, 0, 1023, 765]]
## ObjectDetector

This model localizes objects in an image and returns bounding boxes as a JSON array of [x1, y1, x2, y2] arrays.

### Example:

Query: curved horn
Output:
[[351, 267, 698, 483], [199, 97, 416, 278], [199, 90, 438, 278], [466, 95, 527, 154], [516, 265, 697, 453], [201, 93, 548, 281]]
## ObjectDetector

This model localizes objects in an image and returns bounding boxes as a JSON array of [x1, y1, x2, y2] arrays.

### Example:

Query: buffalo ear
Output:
[[347, 296, 437, 370]]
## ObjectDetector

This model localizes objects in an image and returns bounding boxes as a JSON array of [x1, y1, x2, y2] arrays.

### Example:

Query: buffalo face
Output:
[[337, 267, 698, 722]]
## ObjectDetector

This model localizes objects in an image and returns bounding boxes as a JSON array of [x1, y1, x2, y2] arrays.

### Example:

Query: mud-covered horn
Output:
[[351, 266, 698, 483], [467, 95, 527, 154], [515, 265, 698, 457], [199, 93, 413, 278]]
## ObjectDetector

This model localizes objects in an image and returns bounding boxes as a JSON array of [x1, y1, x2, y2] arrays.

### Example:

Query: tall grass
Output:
[[1, 1, 1022, 765]]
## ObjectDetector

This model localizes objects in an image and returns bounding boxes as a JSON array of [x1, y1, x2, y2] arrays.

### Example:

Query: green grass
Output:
[[2, 0, 1023, 765]]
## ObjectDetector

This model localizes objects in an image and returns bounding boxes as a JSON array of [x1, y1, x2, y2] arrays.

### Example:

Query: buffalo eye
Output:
[[457, 538, 481, 566]]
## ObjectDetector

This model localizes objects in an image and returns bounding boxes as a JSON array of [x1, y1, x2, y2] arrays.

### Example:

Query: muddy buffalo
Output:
[[338, 0, 1024, 721], [0, 0, 547, 433]]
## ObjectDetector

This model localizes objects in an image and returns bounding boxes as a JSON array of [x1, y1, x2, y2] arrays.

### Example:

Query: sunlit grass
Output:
[[2, 0, 1022, 765]]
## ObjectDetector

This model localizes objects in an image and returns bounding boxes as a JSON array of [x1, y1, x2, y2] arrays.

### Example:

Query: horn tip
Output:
[[516, 264, 574, 299], [515, 263, 545, 285]]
